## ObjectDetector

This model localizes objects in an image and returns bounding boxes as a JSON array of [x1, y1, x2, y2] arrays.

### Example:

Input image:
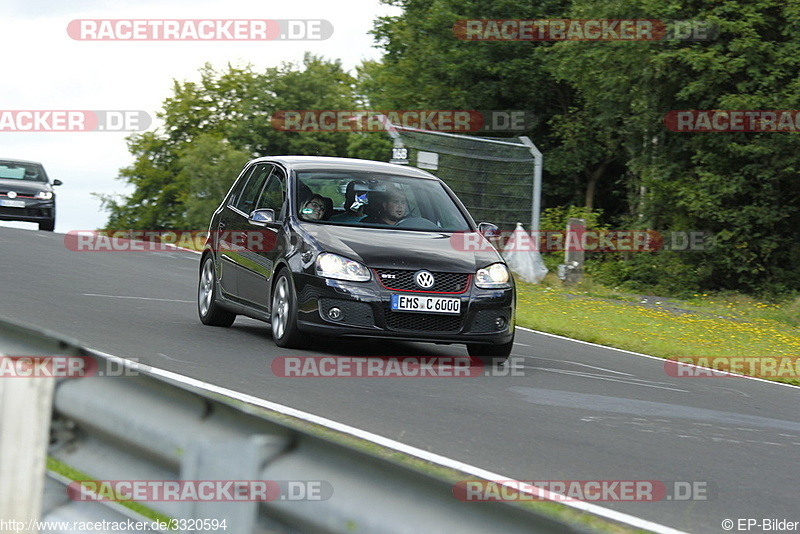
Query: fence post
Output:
[[518, 136, 542, 233], [562, 217, 585, 285], [0, 360, 54, 532]]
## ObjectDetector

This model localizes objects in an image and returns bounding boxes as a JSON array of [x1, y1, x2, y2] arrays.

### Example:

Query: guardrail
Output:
[[1, 318, 593, 533]]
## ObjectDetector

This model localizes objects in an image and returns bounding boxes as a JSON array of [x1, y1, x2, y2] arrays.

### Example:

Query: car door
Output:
[[214, 164, 254, 298], [236, 164, 288, 309], [220, 163, 274, 300]]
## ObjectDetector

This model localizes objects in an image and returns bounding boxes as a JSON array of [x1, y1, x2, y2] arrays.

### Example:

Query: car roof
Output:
[[248, 156, 439, 180], [0, 158, 44, 166]]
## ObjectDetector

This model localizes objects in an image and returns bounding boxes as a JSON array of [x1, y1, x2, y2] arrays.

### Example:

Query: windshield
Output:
[[295, 170, 472, 232], [0, 162, 47, 182]]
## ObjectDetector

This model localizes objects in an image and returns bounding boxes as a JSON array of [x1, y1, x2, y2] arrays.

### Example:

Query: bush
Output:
[[537, 205, 608, 273], [587, 252, 708, 298]]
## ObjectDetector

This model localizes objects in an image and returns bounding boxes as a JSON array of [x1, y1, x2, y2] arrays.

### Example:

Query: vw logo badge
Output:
[[414, 270, 435, 289], [7, 191, 17, 199]]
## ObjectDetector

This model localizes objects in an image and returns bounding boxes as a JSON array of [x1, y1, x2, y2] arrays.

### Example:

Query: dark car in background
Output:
[[0, 158, 61, 231], [198, 156, 515, 364]]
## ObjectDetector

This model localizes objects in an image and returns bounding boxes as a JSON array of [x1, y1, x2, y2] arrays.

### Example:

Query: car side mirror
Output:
[[249, 208, 275, 225], [477, 222, 500, 238], [52, 179, 63, 186]]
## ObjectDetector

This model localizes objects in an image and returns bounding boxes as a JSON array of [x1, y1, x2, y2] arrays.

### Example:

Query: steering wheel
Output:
[[394, 217, 440, 230]]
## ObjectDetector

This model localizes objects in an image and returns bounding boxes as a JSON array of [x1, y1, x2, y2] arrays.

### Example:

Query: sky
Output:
[[0, 0, 400, 233]]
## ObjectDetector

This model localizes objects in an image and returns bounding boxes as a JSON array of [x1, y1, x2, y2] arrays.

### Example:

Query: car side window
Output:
[[254, 166, 287, 220], [227, 165, 255, 208], [234, 164, 273, 214]]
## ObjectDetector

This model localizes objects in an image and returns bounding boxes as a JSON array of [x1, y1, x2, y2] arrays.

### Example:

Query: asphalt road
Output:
[[1, 226, 798, 533]]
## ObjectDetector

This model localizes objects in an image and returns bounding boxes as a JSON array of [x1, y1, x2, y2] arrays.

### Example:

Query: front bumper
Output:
[[0, 198, 54, 224], [293, 273, 515, 345]]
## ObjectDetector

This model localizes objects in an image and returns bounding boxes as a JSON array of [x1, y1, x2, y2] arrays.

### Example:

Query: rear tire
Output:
[[467, 335, 514, 366], [271, 270, 303, 348], [198, 255, 236, 327]]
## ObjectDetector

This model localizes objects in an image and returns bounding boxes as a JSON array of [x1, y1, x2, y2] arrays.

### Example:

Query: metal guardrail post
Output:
[[0, 321, 80, 532], [180, 436, 288, 531]]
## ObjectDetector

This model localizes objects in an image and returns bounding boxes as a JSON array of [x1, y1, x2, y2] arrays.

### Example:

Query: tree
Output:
[[364, 0, 800, 294], [545, 0, 800, 292], [175, 134, 250, 230], [101, 54, 361, 230]]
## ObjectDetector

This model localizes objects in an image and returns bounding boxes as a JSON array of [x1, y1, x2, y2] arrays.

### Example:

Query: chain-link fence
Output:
[[384, 123, 541, 233]]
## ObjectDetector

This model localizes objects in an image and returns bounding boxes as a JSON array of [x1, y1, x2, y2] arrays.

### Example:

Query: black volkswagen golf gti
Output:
[[198, 156, 515, 364], [0, 158, 61, 231]]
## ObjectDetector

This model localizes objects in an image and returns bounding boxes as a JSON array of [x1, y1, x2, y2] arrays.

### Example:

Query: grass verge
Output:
[[516, 274, 800, 385], [47, 457, 173, 524]]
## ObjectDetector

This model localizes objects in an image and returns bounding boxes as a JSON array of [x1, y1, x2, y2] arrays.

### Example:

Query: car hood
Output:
[[303, 224, 503, 272], [0, 178, 52, 195]]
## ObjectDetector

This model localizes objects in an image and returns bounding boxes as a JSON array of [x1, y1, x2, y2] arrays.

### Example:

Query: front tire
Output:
[[39, 219, 55, 232], [271, 270, 303, 348], [467, 335, 514, 366], [198, 255, 236, 327]]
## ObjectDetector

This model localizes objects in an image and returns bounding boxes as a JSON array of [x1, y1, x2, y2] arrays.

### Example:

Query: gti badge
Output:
[[414, 270, 435, 289]]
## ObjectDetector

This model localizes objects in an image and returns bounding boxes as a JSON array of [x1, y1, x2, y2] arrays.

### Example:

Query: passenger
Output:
[[299, 194, 328, 221], [330, 180, 368, 222], [361, 186, 408, 226]]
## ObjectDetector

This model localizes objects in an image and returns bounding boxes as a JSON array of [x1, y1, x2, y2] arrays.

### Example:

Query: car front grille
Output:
[[0, 207, 52, 218], [375, 269, 470, 293], [383, 306, 463, 333]]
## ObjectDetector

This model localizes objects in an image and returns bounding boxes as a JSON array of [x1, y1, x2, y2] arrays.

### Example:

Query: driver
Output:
[[362, 186, 408, 225]]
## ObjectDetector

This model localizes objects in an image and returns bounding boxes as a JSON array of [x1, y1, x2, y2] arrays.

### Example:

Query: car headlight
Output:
[[475, 263, 510, 288], [35, 191, 53, 200], [315, 253, 371, 282]]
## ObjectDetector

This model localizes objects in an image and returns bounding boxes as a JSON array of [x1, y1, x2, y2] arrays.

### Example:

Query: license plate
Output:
[[390, 294, 461, 315], [0, 199, 25, 208]]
